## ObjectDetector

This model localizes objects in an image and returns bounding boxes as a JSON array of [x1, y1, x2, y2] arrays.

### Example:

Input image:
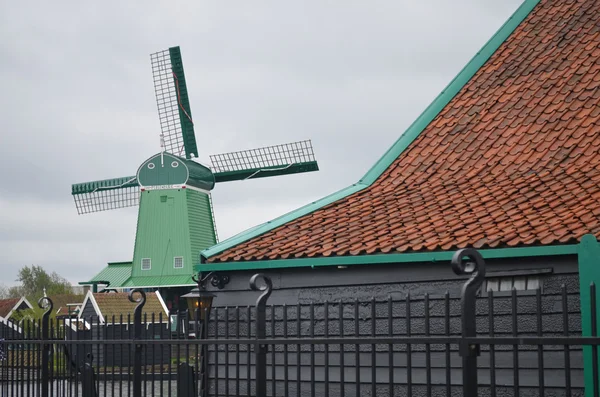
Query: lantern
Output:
[[181, 288, 215, 321]]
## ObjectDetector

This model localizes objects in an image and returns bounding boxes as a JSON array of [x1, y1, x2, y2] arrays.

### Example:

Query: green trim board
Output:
[[195, 243, 578, 273], [201, 0, 541, 260], [122, 274, 195, 288], [577, 234, 600, 397]]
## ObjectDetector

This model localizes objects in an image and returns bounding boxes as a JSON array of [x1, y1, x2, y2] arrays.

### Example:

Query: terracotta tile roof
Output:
[[0, 299, 20, 318], [211, 0, 600, 262], [91, 292, 167, 322]]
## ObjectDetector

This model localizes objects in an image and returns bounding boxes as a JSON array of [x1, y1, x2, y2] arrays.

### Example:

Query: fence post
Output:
[[81, 353, 98, 397], [250, 274, 273, 397], [38, 297, 53, 397], [177, 362, 197, 397], [577, 234, 600, 397], [451, 248, 486, 397], [128, 289, 146, 397]]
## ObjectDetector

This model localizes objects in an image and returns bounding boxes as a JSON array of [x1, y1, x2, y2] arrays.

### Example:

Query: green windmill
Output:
[[73, 46, 319, 295]]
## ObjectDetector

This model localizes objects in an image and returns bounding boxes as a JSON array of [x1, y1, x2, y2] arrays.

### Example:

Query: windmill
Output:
[[72, 46, 319, 292]]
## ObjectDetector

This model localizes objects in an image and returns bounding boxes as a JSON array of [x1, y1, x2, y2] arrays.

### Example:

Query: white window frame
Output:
[[141, 258, 151, 271], [482, 275, 542, 294], [479, 268, 552, 296], [173, 256, 184, 269]]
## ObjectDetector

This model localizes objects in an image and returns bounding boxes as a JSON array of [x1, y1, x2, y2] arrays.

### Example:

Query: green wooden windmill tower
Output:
[[73, 46, 319, 296]]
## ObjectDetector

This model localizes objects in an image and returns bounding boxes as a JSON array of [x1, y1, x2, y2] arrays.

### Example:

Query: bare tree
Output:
[[0, 283, 9, 299]]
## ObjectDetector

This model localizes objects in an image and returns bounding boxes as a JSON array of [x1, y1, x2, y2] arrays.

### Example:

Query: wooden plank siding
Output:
[[203, 255, 583, 396]]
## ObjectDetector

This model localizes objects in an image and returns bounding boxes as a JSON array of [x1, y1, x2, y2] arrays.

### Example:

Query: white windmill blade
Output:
[[209, 140, 319, 182], [150, 46, 198, 159]]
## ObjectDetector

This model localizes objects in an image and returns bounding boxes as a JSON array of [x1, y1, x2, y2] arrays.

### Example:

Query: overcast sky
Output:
[[0, 1, 523, 287]]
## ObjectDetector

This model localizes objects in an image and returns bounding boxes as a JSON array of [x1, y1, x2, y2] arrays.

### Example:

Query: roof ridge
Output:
[[200, 0, 541, 261]]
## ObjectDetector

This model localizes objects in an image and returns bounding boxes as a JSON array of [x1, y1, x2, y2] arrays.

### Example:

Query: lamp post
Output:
[[181, 272, 229, 339], [180, 288, 215, 339]]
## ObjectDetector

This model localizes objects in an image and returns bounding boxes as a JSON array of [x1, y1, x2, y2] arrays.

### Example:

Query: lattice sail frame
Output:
[[210, 140, 316, 175], [72, 177, 140, 215], [150, 47, 198, 159]]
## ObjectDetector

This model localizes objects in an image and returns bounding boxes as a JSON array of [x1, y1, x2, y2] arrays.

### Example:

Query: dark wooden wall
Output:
[[65, 319, 171, 367], [202, 254, 583, 396]]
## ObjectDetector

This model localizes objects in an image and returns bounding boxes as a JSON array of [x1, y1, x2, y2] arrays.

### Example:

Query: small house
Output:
[[0, 297, 32, 337], [73, 291, 170, 366], [79, 290, 169, 326], [47, 294, 85, 319]]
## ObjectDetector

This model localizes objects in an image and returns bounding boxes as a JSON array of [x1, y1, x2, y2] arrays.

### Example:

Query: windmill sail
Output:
[[71, 176, 139, 214], [150, 47, 198, 159], [210, 140, 319, 182]]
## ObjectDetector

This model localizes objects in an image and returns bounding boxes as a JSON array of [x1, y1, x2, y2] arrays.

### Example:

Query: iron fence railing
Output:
[[1, 248, 599, 397]]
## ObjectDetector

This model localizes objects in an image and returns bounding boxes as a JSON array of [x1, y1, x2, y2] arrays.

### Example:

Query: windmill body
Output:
[[73, 47, 319, 307], [129, 153, 217, 289]]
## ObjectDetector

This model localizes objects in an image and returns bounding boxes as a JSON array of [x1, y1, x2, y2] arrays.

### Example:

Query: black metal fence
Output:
[[0, 248, 599, 397]]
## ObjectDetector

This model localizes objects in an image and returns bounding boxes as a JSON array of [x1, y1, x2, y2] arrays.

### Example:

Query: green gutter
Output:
[[201, 0, 541, 260], [196, 244, 577, 273]]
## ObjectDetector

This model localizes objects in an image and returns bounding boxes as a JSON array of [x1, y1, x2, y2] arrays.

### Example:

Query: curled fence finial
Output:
[[38, 296, 53, 316], [38, 296, 53, 397], [250, 273, 272, 396], [451, 247, 486, 395], [128, 288, 145, 395], [128, 289, 146, 324], [451, 247, 486, 280], [250, 274, 273, 307], [128, 289, 146, 307]]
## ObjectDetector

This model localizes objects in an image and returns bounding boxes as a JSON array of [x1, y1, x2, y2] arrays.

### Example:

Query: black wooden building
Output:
[[69, 291, 171, 367], [0, 297, 32, 338], [192, 0, 600, 395]]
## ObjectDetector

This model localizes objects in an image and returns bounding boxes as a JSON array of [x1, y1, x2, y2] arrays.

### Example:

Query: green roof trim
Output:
[[201, 0, 541, 261], [72, 176, 137, 195], [122, 275, 195, 288], [80, 262, 132, 288], [195, 244, 578, 272]]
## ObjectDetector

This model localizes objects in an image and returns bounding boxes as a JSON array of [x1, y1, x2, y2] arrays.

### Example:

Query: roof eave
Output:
[[195, 242, 578, 273], [200, 0, 542, 261]]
